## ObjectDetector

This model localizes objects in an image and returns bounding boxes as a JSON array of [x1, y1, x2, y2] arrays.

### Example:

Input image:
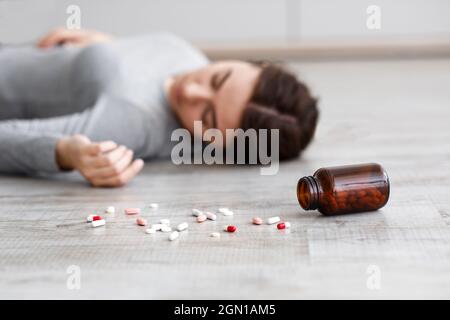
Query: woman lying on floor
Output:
[[0, 28, 319, 187]]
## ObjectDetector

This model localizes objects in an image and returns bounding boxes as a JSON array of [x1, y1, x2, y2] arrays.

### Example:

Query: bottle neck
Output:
[[297, 176, 320, 211]]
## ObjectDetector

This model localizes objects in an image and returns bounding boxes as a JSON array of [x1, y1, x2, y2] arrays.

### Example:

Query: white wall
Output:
[[0, 0, 449, 44]]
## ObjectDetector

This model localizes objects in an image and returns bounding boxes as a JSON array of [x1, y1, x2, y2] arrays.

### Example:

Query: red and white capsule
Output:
[[86, 215, 101, 222], [277, 222, 291, 230]]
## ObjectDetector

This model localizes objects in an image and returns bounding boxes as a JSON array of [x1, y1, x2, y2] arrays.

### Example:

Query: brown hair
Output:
[[240, 63, 319, 161]]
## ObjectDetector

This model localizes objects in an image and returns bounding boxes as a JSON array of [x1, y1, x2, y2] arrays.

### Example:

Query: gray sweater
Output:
[[0, 33, 209, 175]]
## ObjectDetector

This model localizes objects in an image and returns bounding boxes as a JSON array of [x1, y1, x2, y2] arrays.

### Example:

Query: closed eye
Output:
[[211, 69, 232, 91]]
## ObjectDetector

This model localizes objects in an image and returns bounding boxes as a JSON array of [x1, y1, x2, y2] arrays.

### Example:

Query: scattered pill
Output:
[[92, 215, 102, 221], [145, 228, 156, 234], [125, 208, 141, 215], [160, 219, 170, 225], [206, 212, 217, 221], [169, 231, 179, 241], [151, 223, 164, 231], [210, 232, 221, 238], [91, 219, 106, 228], [177, 222, 189, 232], [277, 222, 286, 230], [192, 209, 202, 217], [277, 222, 291, 230], [106, 206, 115, 214], [224, 225, 237, 233], [86, 214, 96, 222], [252, 217, 263, 225], [161, 225, 172, 232], [197, 214, 207, 223], [221, 209, 234, 216], [218, 208, 229, 213], [136, 217, 147, 226], [267, 216, 281, 225], [149, 203, 159, 209]]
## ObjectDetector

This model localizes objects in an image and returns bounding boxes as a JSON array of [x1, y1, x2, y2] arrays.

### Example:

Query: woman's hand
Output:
[[56, 134, 144, 187], [37, 28, 113, 49]]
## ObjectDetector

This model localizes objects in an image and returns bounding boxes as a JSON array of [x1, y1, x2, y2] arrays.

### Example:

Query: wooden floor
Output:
[[1, 58, 450, 299]]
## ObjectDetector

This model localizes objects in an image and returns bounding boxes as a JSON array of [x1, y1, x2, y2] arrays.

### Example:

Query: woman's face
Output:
[[166, 60, 261, 138]]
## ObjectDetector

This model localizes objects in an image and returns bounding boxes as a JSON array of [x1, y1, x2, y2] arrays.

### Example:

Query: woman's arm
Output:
[[0, 95, 149, 187]]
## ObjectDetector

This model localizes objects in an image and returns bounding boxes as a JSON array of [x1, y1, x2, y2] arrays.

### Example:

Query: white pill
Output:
[[151, 224, 164, 231], [222, 210, 234, 216], [169, 231, 179, 241], [210, 232, 221, 238], [192, 209, 202, 217], [206, 212, 217, 221], [161, 225, 172, 233], [86, 214, 95, 222], [285, 222, 291, 229], [91, 219, 105, 228], [145, 228, 156, 234], [218, 208, 229, 213], [177, 222, 189, 232], [106, 206, 115, 214], [160, 219, 170, 225], [267, 216, 281, 225], [149, 203, 159, 209]]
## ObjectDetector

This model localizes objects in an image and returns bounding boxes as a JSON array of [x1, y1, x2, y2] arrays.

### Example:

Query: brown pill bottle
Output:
[[297, 163, 390, 215]]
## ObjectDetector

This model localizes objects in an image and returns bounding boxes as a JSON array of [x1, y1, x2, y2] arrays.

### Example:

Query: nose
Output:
[[183, 82, 212, 104]]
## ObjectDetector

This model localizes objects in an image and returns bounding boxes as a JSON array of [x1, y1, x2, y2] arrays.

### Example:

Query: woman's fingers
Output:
[[85, 140, 117, 156], [37, 28, 113, 49], [86, 145, 127, 168], [37, 28, 80, 48], [68, 136, 142, 187], [91, 159, 144, 188], [90, 149, 134, 178]]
